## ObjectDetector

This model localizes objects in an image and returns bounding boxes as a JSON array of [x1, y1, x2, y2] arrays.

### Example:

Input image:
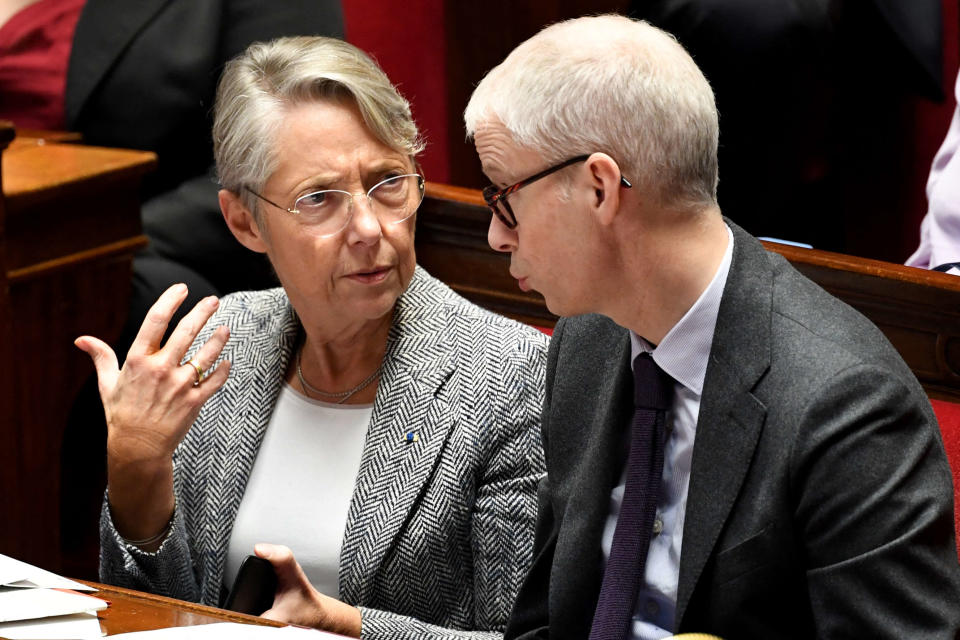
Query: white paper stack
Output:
[[0, 553, 107, 639]]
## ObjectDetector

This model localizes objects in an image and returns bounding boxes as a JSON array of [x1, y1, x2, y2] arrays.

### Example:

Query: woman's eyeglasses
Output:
[[246, 173, 425, 238]]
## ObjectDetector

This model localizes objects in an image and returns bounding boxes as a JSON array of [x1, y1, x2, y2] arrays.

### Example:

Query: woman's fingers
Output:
[[162, 295, 221, 366], [257, 544, 317, 625], [127, 283, 189, 359], [177, 324, 231, 393], [194, 358, 231, 403], [74, 335, 120, 391], [185, 326, 230, 378], [255, 543, 299, 578], [256, 543, 312, 598], [257, 543, 361, 636]]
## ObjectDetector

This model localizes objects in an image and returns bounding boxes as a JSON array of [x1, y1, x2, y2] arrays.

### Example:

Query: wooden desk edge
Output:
[[13, 129, 84, 143], [417, 181, 960, 400], [4, 141, 157, 203], [81, 580, 284, 628], [763, 240, 960, 291]]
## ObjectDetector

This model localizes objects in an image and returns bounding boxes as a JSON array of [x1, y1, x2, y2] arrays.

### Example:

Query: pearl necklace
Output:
[[296, 348, 381, 404]]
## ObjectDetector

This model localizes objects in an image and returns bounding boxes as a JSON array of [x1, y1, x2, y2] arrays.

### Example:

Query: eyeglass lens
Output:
[[294, 174, 424, 236], [481, 185, 517, 228]]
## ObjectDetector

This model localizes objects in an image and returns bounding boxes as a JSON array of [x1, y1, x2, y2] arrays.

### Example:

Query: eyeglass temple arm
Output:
[[244, 185, 295, 213]]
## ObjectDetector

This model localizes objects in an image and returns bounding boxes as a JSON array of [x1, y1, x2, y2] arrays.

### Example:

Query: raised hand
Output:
[[75, 283, 231, 546]]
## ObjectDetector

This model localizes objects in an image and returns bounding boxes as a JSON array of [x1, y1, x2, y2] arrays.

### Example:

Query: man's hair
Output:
[[464, 15, 719, 210], [213, 36, 424, 219]]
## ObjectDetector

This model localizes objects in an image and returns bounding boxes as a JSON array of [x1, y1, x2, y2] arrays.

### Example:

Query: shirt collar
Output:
[[631, 225, 734, 396]]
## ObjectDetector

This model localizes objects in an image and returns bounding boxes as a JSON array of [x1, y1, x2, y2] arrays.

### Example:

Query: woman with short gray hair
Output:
[[80, 36, 547, 639]]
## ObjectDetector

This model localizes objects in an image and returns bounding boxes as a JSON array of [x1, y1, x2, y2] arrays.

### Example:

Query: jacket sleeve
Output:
[[98, 496, 200, 602], [96, 297, 247, 601], [358, 325, 548, 640], [795, 363, 960, 638], [502, 478, 556, 640]]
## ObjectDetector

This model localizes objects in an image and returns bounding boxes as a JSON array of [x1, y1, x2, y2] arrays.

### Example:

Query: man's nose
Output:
[[487, 214, 518, 253]]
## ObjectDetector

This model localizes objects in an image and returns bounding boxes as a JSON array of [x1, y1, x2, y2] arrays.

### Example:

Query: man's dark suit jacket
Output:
[[506, 223, 960, 639], [65, 0, 344, 294]]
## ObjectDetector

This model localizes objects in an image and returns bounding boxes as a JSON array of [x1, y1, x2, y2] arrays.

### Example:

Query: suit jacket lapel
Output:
[[339, 270, 458, 604], [65, 0, 171, 124], [675, 224, 771, 625], [549, 318, 634, 638]]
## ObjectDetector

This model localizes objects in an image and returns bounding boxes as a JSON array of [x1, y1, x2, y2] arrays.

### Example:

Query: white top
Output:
[[224, 383, 373, 599], [601, 225, 734, 640]]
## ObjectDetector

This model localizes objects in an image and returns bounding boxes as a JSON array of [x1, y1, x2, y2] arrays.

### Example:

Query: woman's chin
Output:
[[340, 293, 401, 326]]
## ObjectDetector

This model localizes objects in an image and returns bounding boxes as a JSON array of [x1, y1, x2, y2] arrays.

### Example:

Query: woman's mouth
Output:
[[348, 266, 391, 284]]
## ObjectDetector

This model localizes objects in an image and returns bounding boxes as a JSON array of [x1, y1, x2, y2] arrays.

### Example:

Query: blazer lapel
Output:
[[675, 225, 771, 625], [554, 328, 634, 638], [339, 270, 458, 604], [65, 0, 171, 124]]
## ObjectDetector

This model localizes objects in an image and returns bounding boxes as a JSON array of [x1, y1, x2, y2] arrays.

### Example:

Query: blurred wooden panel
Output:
[[0, 122, 18, 558], [0, 132, 155, 573]]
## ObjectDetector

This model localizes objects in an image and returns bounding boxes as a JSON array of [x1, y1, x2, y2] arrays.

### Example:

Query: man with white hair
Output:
[[465, 15, 960, 640]]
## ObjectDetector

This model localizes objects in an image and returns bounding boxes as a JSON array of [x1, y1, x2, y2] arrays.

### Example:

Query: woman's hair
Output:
[[464, 15, 719, 211], [213, 36, 424, 218]]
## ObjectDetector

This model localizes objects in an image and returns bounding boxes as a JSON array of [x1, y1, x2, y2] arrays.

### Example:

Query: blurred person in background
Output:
[[630, 0, 945, 259], [908, 69, 960, 275]]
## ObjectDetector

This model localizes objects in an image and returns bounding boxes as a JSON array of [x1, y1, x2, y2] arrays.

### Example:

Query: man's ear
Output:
[[219, 189, 268, 253], [585, 153, 624, 227]]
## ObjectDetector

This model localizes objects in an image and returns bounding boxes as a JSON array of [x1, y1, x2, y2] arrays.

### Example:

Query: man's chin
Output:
[[542, 295, 569, 318]]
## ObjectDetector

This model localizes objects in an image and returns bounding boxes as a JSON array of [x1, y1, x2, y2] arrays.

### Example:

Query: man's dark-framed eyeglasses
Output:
[[481, 155, 632, 229]]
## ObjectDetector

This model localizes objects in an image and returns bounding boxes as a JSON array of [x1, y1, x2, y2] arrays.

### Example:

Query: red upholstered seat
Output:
[[931, 398, 960, 557]]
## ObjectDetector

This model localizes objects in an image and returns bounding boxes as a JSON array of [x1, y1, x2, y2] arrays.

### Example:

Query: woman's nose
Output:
[[347, 195, 383, 244]]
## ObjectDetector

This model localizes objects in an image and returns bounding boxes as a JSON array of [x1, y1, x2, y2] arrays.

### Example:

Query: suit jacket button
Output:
[[652, 517, 663, 536], [645, 599, 659, 616]]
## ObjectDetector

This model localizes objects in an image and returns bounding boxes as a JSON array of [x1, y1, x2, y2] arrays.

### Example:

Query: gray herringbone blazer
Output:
[[100, 268, 548, 639]]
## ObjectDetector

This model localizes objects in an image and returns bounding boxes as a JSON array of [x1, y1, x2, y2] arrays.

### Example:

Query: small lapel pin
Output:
[[405, 431, 419, 443]]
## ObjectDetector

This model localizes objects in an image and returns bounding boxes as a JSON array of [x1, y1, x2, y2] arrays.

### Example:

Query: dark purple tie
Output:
[[589, 352, 671, 640]]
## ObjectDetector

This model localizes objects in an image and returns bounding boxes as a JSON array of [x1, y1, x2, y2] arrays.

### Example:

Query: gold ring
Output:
[[187, 358, 205, 385]]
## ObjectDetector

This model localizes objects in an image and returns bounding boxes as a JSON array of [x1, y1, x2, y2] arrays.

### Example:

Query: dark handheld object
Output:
[[224, 555, 277, 615]]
